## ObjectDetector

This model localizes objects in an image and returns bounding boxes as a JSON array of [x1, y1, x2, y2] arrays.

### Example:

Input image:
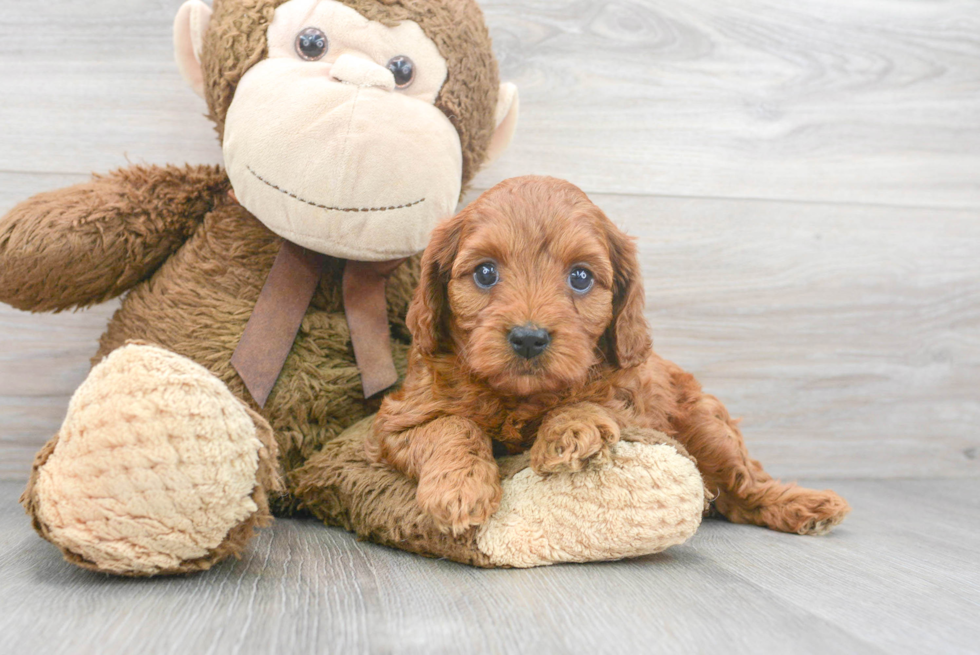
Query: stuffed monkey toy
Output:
[[1, 0, 705, 575]]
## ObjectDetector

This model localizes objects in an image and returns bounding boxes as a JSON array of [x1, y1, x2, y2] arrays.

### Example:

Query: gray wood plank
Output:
[[478, 0, 980, 208], [695, 480, 980, 653], [2, 187, 977, 480], [0, 1, 977, 207], [1, 479, 977, 654], [0, 1, 222, 174], [0, 172, 90, 212]]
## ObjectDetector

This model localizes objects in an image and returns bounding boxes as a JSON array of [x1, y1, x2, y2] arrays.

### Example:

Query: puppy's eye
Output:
[[568, 267, 594, 293], [296, 28, 328, 61], [387, 56, 415, 88], [473, 262, 499, 289]]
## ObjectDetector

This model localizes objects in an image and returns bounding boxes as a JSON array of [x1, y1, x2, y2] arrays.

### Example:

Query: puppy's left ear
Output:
[[407, 210, 468, 356], [604, 221, 652, 368]]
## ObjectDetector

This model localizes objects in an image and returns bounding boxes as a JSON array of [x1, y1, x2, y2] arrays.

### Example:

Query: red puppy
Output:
[[367, 176, 850, 536]]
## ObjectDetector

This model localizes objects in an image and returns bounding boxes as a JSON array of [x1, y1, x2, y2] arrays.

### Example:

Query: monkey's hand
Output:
[[531, 403, 621, 475], [0, 164, 229, 312]]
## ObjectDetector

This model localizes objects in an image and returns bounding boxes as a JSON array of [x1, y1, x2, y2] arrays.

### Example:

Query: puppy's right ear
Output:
[[407, 210, 468, 356]]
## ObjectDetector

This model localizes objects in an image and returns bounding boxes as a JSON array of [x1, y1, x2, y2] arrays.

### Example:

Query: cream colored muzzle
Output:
[[222, 56, 463, 261]]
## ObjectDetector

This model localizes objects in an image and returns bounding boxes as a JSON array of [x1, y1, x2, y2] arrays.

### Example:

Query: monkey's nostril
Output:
[[508, 325, 551, 359]]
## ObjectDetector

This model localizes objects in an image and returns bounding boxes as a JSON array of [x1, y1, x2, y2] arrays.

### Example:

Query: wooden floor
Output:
[[2, 479, 978, 654]]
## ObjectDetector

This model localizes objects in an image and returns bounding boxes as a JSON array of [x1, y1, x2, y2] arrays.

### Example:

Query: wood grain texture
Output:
[[1, 479, 977, 654], [0, 1, 977, 206], [477, 0, 980, 207]]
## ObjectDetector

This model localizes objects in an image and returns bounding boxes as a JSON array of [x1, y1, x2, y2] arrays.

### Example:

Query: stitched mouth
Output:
[[247, 166, 425, 213]]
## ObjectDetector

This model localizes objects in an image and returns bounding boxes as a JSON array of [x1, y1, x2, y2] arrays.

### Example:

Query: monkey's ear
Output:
[[484, 83, 520, 165], [174, 0, 213, 99]]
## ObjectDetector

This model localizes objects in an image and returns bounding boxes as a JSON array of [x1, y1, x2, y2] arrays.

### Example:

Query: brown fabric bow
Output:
[[231, 239, 404, 408]]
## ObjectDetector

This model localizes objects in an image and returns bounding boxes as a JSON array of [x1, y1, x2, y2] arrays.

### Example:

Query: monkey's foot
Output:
[[21, 343, 279, 576], [476, 431, 706, 567]]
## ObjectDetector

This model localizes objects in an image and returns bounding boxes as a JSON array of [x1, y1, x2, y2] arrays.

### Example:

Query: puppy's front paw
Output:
[[531, 405, 620, 475], [417, 460, 503, 536]]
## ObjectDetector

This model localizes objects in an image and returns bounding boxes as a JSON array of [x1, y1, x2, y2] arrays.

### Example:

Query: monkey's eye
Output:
[[296, 28, 328, 61], [473, 262, 499, 289], [568, 267, 594, 294], [387, 56, 415, 89]]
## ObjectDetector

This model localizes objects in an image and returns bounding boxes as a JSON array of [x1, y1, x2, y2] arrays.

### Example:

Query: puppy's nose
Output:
[[508, 325, 551, 359]]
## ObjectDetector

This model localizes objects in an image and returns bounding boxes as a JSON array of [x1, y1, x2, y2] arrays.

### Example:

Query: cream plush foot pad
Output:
[[476, 440, 705, 568], [26, 343, 275, 575]]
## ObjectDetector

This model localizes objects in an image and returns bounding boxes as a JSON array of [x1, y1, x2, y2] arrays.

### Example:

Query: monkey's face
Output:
[[221, 0, 463, 260]]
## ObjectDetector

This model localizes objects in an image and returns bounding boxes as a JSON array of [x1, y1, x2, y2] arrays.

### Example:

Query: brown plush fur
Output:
[[203, 0, 499, 188], [89, 189, 419, 509], [0, 164, 418, 495], [1, 0, 501, 524], [370, 176, 851, 536], [0, 165, 228, 312]]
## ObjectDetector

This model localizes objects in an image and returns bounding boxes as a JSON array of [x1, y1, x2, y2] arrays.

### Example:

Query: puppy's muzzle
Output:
[[508, 325, 551, 359]]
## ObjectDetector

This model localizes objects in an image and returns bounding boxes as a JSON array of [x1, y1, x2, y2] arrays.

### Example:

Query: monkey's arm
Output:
[[0, 164, 229, 312]]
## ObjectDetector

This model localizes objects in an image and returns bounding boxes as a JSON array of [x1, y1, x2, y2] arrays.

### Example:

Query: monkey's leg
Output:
[[672, 390, 850, 536], [21, 343, 280, 576], [291, 422, 705, 568]]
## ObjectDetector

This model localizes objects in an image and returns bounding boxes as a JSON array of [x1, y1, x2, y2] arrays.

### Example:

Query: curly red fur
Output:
[[370, 176, 851, 536]]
